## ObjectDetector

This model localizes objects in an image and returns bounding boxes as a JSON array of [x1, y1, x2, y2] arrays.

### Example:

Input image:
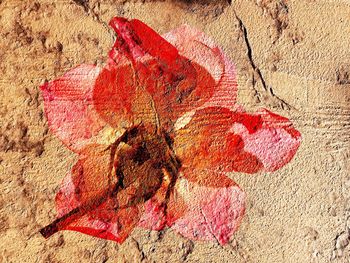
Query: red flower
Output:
[[39, 17, 301, 245]]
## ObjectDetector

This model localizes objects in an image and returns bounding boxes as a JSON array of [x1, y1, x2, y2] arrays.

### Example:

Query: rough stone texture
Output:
[[0, 0, 349, 262]]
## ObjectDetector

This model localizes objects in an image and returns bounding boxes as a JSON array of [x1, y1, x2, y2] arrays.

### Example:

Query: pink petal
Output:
[[138, 176, 187, 231], [171, 172, 245, 245], [231, 108, 301, 172], [138, 198, 167, 231], [163, 25, 237, 109], [40, 64, 105, 152]]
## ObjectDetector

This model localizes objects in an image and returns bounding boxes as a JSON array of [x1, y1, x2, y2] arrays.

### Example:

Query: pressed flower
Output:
[[39, 17, 301, 245]]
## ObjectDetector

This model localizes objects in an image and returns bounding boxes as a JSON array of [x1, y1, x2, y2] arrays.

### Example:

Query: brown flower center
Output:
[[112, 125, 181, 208]]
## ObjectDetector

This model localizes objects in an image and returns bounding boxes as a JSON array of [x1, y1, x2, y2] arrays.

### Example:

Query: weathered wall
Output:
[[1, 0, 349, 262]]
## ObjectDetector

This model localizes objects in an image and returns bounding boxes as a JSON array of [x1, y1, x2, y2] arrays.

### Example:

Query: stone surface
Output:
[[0, 0, 349, 262]]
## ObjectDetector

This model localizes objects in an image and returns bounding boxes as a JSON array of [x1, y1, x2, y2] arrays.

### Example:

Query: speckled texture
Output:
[[0, 0, 349, 262]]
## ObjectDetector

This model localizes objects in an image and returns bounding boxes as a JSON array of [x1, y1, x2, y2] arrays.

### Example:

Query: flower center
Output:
[[113, 125, 181, 208]]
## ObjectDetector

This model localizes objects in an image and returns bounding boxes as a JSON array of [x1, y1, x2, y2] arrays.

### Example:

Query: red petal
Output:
[[40, 64, 105, 152], [106, 18, 220, 129], [170, 170, 245, 245], [63, 204, 141, 243], [174, 107, 301, 173], [163, 25, 238, 109], [109, 17, 180, 66]]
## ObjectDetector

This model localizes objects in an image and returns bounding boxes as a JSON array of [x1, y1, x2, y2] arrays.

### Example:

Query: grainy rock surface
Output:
[[1, 0, 349, 262]]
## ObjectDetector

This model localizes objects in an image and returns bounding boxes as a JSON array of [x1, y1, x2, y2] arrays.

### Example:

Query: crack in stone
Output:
[[181, 240, 194, 262], [268, 85, 295, 111], [131, 237, 149, 262], [234, 11, 265, 102], [233, 10, 294, 110], [226, 239, 250, 262]]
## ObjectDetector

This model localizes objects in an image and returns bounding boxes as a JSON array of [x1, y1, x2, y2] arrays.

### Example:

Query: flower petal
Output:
[[170, 170, 245, 245], [109, 17, 180, 67], [51, 144, 165, 242], [107, 18, 219, 129], [174, 107, 301, 174], [55, 145, 112, 216], [174, 107, 262, 173], [163, 25, 238, 109], [53, 170, 140, 242], [138, 166, 235, 233], [92, 61, 157, 130], [51, 145, 141, 243], [62, 204, 141, 243], [231, 108, 301, 172], [40, 64, 105, 152], [53, 173, 140, 243], [138, 198, 167, 231], [138, 180, 188, 231]]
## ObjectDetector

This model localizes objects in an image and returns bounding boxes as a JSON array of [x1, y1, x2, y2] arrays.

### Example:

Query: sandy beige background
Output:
[[1, 0, 350, 262]]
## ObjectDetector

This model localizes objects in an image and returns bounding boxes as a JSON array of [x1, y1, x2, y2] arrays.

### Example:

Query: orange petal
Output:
[[92, 61, 156, 129], [55, 144, 112, 216], [175, 106, 301, 173], [50, 144, 144, 243]]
